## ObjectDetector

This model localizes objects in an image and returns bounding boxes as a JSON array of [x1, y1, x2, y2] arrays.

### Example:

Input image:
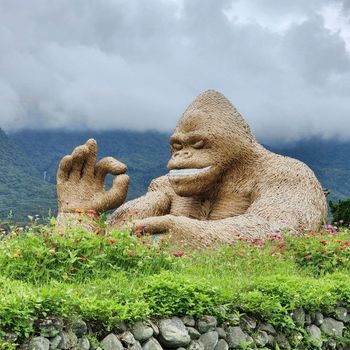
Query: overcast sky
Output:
[[0, 0, 350, 142]]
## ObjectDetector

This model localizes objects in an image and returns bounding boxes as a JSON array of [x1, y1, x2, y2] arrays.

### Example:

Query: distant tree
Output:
[[329, 199, 350, 226]]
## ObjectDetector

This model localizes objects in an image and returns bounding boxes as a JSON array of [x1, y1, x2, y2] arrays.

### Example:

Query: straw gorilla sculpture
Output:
[[57, 91, 327, 248]]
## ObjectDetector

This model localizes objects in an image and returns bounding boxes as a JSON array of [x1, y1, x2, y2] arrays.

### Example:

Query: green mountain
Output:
[[0, 129, 56, 222], [4, 130, 350, 223]]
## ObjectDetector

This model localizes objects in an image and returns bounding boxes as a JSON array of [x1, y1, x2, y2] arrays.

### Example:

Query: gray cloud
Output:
[[0, 0, 350, 142]]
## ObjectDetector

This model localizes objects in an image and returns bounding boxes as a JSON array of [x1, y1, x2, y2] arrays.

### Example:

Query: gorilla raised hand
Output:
[[57, 139, 129, 212], [57, 91, 327, 248]]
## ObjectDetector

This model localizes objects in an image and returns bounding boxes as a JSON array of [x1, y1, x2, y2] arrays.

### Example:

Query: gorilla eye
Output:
[[172, 143, 183, 150], [192, 140, 205, 149]]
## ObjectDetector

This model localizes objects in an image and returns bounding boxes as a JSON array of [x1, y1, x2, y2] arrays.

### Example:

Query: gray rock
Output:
[[258, 323, 276, 335], [131, 322, 154, 342], [177, 348, 186, 350], [275, 333, 291, 350], [216, 328, 226, 340], [49, 336, 62, 350], [214, 339, 228, 350], [312, 312, 324, 326], [38, 317, 64, 338], [158, 317, 191, 348], [114, 322, 128, 334], [129, 341, 142, 350], [100, 334, 123, 350], [29, 337, 50, 350], [77, 338, 90, 350], [239, 316, 257, 331], [327, 338, 337, 349], [58, 331, 78, 349], [197, 316, 217, 334], [71, 320, 88, 338], [335, 307, 348, 322], [148, 320, 159, 337], [291, 308, 305, 327], [182, 316, 196, 327], [255, 331, 269, 347], [306, 325, 322, 348], [187, 327, 201, 340], [226, 327, 252, 349], [120, 331, 136, 345], [188, 341, 204, 350], [2, 332, 18, 343], [321, 318, 344, 337], [142, 337, 163, 350], [199, 331, 218, 350]]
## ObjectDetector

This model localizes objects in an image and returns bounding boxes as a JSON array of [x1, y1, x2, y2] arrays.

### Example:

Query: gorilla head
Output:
[[167, 90, 258, 197]]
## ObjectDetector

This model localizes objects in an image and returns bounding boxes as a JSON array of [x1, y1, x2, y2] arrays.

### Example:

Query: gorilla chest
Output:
[[170, 191, 252, 220]]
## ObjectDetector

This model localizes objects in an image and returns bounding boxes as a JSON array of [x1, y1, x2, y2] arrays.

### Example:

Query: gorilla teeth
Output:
[[168, 166, 211, 177]]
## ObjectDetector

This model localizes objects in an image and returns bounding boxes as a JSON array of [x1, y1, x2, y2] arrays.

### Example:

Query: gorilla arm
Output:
[[131, 162, 327, 248]]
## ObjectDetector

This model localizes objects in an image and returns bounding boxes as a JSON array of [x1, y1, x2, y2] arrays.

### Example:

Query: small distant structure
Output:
[[43, 171, 47, 181]]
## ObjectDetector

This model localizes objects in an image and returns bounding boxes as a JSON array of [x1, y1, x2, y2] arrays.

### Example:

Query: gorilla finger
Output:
[[98, 174, 129, 211], [132, 216, 171, 234], [57, 155, 73, 183], [83, 139, 98, 177], [95, 157, 127, 183], [69, 145, 90, 180]]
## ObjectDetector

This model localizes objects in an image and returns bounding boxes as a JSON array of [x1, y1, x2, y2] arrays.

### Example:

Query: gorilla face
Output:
[[167, 90, 257, 197], [167, 111, 232, 197], [167, 131, 225, 197]]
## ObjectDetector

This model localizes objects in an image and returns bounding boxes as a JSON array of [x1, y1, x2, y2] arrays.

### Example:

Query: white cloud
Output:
[[0, 0, 350, 142]]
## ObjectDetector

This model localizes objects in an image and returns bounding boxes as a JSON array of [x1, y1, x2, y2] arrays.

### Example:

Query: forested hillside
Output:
[[0, 129, 56, 222], [3, 129, 350, 223]]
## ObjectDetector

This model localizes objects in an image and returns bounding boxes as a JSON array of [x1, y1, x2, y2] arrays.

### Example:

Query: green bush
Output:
[[1, 222, 350, 346], [0, 223, 174, 283], [330, 198, 350, 226]]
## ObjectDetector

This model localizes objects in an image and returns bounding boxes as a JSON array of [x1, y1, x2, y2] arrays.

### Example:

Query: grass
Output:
[[1, 217, 350, 348]]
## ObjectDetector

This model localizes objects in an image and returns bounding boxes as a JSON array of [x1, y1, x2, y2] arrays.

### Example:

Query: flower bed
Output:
[[1, 222, 350, 349]]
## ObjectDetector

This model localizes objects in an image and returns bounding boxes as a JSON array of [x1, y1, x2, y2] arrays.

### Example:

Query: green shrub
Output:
[[330, 198, 350, 226], [0, 224, 174, 283], [2, 222, 350, 342]]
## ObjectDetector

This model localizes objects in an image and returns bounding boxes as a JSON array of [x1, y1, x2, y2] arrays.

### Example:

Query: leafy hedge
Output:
[[1, 221, 350, 346]]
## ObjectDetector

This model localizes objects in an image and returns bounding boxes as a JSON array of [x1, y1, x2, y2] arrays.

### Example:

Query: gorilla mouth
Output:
[[168, 166, 212, 177]]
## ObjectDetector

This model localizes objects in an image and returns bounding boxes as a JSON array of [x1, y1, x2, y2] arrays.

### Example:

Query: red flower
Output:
[[127, 252, 135, 257], [107, 238, 118, 244], [320, 240, 327, 246], [305, 254, 313, 260], [172, 251, 185, 257], [135, 225, 147, 232]]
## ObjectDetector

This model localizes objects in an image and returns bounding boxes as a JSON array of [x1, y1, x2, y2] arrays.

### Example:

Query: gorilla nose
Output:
[[173, 150, 192, 159]]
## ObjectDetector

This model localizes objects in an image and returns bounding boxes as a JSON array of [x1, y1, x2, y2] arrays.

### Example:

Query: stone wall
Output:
[[5, 307, 350, 350]]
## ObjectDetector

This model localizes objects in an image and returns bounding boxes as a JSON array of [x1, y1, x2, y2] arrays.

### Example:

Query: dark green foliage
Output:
[[0, 129, 56, 222], [329, 199, 350, 226]]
